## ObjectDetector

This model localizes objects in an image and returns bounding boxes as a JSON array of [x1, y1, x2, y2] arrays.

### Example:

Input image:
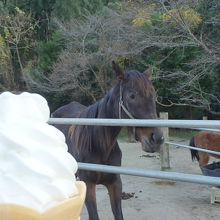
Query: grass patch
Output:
[[151, 180, 176, 186], [169, 128, 198, 140], [118, 127, 130, 141]]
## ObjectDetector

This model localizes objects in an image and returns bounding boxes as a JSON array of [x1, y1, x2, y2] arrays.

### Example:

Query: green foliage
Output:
[[150, 12, 163, 27], [1, 0, 219, 118], [36, 31, 66, 73], [3, 0, 105, 39], [42, 91, 74, 113], [4, 0, 54, 39], [169, 128, 198, 140], [197, 0, 220, 45], [52, 0, 104, 20], [160, 47, 200, 70], [107, 1, 121, 10], [53, 0, 104, 20]]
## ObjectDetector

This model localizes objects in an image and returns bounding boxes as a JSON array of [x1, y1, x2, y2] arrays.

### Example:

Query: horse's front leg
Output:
[[85, 182, 100, 220], [105, 174, 124, 220]]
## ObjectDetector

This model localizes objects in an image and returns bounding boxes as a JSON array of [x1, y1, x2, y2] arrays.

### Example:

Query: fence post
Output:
[[160, 112, 170, 170]]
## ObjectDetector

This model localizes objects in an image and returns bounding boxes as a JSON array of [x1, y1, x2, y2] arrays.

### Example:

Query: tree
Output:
[[123, 0, 220, 116], [26, 7, 155, 104], [0, 5, 38, 90], [0, 33, 15, 90], [24, 0, 220, 117]]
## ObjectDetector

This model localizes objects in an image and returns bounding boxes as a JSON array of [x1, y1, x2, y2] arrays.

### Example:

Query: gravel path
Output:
[[80, 137, 220, 220]]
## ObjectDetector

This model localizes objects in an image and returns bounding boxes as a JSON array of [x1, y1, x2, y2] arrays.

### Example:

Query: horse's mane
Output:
[[72, 85, 120, 160]]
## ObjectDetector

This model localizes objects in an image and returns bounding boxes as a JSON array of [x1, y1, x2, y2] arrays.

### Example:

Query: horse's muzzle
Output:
[[136, 127, 164, 153]]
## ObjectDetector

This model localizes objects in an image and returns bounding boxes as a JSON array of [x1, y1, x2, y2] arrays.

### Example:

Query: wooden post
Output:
[[160, 112, 170, 170]]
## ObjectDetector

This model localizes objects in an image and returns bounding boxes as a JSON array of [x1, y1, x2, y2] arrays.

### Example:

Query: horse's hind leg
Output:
[[105, 175, 124, 220], [85, 182, 100, 220], [198, 152, 210, 166]]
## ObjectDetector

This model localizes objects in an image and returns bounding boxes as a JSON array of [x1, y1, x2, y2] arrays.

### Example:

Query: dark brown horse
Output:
[[190, 131, 220, 166], [51, 61, 164, 220]]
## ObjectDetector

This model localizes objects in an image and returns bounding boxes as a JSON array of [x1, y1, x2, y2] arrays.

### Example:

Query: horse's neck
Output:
[[93, 88, 122, 155]]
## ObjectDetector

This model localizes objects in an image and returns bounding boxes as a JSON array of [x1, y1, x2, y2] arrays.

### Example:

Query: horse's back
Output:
[[194, 131, 220, 158], [51, 101, 86, 118], [51, 101, 86, 146]]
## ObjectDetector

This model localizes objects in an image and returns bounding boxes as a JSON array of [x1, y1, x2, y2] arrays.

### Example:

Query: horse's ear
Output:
[[144, 67, 153, 80], [112, 61, 126, 79]]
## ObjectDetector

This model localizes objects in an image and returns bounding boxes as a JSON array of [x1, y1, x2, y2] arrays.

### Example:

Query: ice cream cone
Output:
[[0, 181, 86, 220]]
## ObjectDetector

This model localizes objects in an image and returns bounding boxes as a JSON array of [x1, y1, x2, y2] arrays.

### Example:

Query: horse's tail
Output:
[[189, 136, 200, 162]]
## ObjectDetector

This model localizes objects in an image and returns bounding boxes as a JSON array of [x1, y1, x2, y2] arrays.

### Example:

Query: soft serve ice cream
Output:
[[0, 92, 79, 212]]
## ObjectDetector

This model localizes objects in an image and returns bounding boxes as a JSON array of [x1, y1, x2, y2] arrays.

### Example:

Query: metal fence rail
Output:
[[49, 118, 220, 157], [166, 141, 220, 156], [78, 163, 220, 186], [192, 128, 220, 132], [49, 118, 220, 186], [48, 118, 220, 129]]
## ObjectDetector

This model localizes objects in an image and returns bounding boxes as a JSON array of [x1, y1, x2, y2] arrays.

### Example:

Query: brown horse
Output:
[[51, 61, 164, 220], [190, 131, 220, 166]]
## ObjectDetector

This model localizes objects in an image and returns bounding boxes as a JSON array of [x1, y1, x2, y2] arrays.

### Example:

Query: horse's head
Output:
[[112, 61, 164, 153]]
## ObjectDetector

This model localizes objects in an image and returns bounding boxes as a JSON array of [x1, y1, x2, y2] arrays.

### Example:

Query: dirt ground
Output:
[[80, 137, 220, 220]]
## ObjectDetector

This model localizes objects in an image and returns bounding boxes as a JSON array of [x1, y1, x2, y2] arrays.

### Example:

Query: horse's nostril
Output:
[[151, 132, 164, 145]]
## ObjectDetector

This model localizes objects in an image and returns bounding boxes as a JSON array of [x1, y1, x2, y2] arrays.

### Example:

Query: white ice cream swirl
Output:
[[0, 92, 78, 212]]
